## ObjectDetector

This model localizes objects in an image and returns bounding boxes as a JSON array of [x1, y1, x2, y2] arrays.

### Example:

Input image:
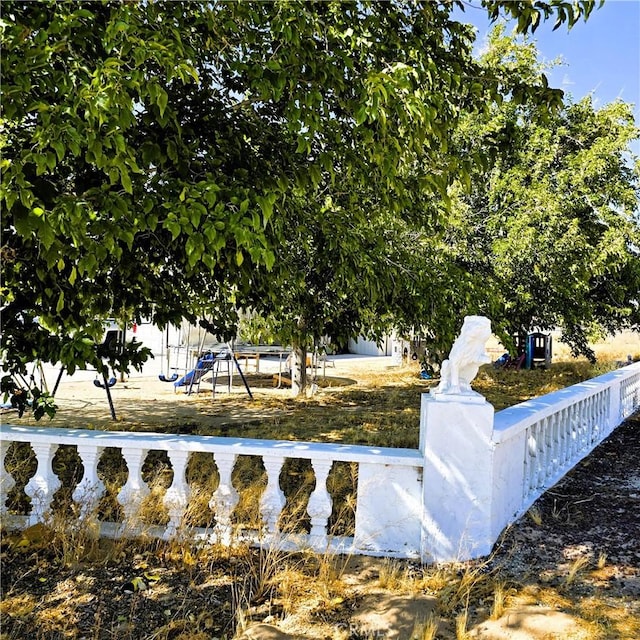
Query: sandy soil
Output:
[[6, 355, 393, 431]]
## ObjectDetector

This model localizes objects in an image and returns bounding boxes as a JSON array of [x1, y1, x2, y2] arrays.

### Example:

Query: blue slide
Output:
[[174, 352, 215, 388]]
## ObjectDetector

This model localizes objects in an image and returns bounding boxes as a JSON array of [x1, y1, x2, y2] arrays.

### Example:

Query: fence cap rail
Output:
[[0, 424, 423, 466]]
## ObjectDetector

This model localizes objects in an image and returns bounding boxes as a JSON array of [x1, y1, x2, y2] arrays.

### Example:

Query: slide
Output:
[[174, 353, 215, 388]]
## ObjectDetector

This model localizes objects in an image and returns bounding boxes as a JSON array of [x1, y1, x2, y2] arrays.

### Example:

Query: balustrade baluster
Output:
[[535, 421, 546, 488], [260, 456, 286, 533], [557, 408, 567, 468], [307, 459, 333, 542], [615, 379, 626, 423], [580, 397, 592, 453], [574, 401, 582, 453], [577, 399, 584, 452], [550, 412, 560, 474], [210, 452, 239, 538], [529, 422, 540, 491], [73, 444, 106, 518], [585, 397, 592, 448], [559, 409, 566, 464], [560, 409, 573, 469], [0, 441, 16, 514], [579, 399, 588, 452], [603, 386, 614, 434], [530, 424, 541, 490], [570, 406, 579, 460], [525, 427, 537, 498], [24, 442, 60, 525], [586, 395, 595, 445], [598, 390, 608, 438], [596, 392, 605, 441], [117, 448, 150, 523], [163, 450, 191, 538], [541, 417, 552, 486]]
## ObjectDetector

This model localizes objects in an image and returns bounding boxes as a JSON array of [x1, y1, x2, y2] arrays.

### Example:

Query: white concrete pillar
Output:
[[419, 392, 495, 563]]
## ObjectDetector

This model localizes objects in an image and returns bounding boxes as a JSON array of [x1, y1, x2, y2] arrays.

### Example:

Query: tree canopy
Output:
[[4, 0, 635, 412], [446, 29, 640, 360]]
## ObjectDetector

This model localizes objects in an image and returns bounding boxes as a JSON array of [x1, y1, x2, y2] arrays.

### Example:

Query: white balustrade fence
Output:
[[1, 361, 639, 562], [0, 428, 424, 558], [489, 361, 640, 550]]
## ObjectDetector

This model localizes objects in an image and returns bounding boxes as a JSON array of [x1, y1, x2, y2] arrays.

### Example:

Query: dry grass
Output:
[[455, 610, 471, 640], [564, 555, 591, 586], [489, 581, 508, 620], [527, 506, 543, 526], [2, 493, 637, 640], [172, 356, 617, 447], [412, 614, 439, 640]]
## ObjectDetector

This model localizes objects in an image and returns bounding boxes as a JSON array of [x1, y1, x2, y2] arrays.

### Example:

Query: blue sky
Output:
[[454, 0, 640, 116]]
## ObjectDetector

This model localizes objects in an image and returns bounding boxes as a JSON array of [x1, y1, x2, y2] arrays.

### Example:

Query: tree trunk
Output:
[[290, 343, 307, 396]]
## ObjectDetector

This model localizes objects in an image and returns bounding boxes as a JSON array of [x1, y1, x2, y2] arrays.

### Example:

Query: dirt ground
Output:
[[10, 354, 377, 431], [1, 353, 639, 639]]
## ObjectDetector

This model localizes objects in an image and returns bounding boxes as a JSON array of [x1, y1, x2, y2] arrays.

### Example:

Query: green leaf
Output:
[[157, 87, 168, 117], [39, 221, 55, 250], [120, 168, 133, 194], [51, 141, 65, 162], [165, 220, 181, 241], [295, 136, 309, 154], [355, 106, 367, 125], [264, 250, 275, 271]]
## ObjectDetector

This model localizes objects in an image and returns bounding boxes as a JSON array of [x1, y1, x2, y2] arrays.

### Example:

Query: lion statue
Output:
[[433, 316, 492, 396]]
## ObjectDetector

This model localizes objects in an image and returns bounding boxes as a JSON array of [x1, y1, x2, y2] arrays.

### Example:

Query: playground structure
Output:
[[157, 321, 205, 384], [514, 332, 553, 369], [156, 322, 255, 399], [157, 323, 334, 394], [160, 339, 335, 395], [172, 346, 253, 399], [493, 332, 553, 371]]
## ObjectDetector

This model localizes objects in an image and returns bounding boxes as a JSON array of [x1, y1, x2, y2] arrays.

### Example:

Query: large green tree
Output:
[[447, 29, 640, 360], [1, 0, 598, 411], [229, 3, 602, 390]]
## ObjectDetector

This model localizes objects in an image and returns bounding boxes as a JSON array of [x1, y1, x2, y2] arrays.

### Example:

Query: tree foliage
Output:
[[1, 0, 610, 410], [447, 29, 640, 360]]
